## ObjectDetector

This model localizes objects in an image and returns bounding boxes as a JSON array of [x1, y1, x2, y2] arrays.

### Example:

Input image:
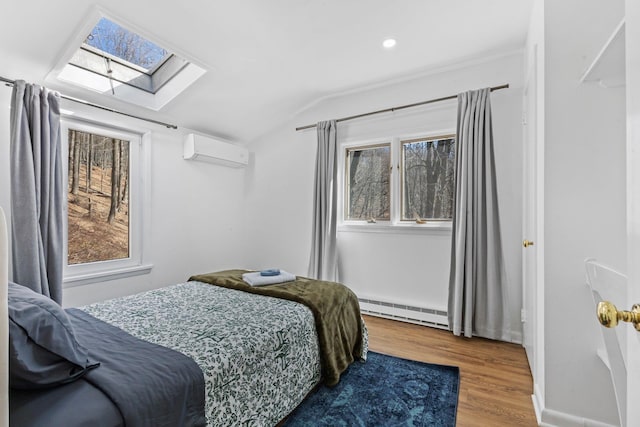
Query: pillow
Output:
[[8, 281, 99, 389]]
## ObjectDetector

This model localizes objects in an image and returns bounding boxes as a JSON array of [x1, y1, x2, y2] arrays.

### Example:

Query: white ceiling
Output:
[[0, 0, 533, 142]]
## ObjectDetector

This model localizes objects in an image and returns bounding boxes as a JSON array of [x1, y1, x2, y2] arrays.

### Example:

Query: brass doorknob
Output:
[[523, 239, 535, 248], [597, 301, 640, 331]]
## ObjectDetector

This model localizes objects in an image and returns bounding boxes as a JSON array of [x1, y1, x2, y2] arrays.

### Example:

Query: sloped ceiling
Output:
[[0, 0, 532, 142]]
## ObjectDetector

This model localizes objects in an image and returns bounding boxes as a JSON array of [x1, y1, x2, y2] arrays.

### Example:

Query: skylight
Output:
[[84, 18, 170, 74], [52, 12, 207, 110]]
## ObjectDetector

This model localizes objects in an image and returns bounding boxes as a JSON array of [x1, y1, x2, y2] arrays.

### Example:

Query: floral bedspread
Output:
[[81, 281, 325, 426]]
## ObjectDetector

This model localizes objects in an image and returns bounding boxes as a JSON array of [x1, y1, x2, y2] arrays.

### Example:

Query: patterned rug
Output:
[[282, 351, 460, 427]]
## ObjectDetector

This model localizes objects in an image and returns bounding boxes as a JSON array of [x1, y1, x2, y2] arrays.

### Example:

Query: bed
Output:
[[7, 269, 367, 426]]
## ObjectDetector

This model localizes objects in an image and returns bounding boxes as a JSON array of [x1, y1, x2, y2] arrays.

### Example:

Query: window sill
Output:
[[63, 263, 153, 288], [338, 222, 452, 235]]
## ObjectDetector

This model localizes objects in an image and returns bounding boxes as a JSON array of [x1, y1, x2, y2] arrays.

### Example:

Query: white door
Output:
[[625, 1, 640, 424], [522, 55, 537, 373]]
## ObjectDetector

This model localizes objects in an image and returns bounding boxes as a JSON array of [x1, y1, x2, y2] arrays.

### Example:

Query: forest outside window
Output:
[[62, 119, 149, 285], [401, 135, 456, 221], [342, 133, 456, 228], [345, 144, 391, 221]]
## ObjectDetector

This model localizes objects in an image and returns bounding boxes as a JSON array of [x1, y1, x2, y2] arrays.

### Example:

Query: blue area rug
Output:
[[282, 351, 460, 427]]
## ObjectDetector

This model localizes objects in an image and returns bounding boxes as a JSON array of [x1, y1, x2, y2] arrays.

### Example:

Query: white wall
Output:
[[534, 0, 626, 424], [244, 52, 525, 341], [0, 88, 247, 307]]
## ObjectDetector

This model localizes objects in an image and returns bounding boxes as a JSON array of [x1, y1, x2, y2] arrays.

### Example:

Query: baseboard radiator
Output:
[[359, 298, 449, 330]]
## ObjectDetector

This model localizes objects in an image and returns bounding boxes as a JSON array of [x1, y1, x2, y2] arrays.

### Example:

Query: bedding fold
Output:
[[66, 308, 206, 427], [189, 269, 363, 386]]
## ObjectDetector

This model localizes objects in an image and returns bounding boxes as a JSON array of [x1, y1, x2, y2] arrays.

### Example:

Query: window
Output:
[[62, 119, 150, 285], [68, 17, 184, 95], [342, 133, 456, 227], [401, 135, 456, 221], [84, 18, 170, 73], [345, 144, 391, 221], [67, 129, 130, 265], [51, 11, 206, 110]]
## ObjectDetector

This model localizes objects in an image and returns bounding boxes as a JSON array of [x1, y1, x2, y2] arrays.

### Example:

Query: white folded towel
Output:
[[242, 270, 297, 287]]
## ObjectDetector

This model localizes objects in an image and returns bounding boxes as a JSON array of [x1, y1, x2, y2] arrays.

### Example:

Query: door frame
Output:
[[523, 41, 546, 421], [625, 0, 640, 423], [522, 53, 537, 374]]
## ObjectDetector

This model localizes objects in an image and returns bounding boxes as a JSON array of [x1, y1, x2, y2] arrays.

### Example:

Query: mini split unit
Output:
[[183, 133, 248, 167]]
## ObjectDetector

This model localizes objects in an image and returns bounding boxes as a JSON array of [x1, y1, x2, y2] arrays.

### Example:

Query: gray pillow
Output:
[[8, 281, 99, 389]]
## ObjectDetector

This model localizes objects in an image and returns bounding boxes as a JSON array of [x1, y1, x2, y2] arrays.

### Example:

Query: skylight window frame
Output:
[[80, 42, 175, 76], [48, 7, 207, 110], [81, 43, 152, 75], [69, 44, 186, 94]]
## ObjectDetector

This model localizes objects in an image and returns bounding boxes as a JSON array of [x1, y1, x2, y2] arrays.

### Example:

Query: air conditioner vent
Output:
[[183, 133, 248, 168]]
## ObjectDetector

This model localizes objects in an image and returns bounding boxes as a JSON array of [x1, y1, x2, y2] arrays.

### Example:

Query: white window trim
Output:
[[46, 6, 206, 111], [61, 118, 152, 287], [338, 130, 455, 234]]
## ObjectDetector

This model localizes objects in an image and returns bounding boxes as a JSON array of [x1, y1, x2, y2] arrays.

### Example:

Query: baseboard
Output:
[[534, 384, 617, 427], [532, 384, 544, 425], [510, 329, 523, 345], [539, 408, 617, 427]]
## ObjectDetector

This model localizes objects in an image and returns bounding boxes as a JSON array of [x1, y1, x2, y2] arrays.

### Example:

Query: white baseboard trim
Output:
[[539, 408, 617, 427], [532, 384, 544, 424], [510, 329, 523, 344], [533, 384, 616, 427]]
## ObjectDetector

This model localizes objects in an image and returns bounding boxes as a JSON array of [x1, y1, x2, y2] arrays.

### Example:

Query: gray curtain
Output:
[[10, 80, 64, 304], [448, 88, 510, 341], [308, 120, 338, 281]]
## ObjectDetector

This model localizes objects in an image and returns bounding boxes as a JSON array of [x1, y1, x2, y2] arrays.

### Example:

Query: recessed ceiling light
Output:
[[382, 38, 397, 49]]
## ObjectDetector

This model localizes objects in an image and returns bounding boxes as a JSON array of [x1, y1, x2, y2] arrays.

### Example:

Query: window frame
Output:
[[47, 7, 207, 111], [61, 117, 152, 287], [399, 133, 456, 223], [338, 131, 455, 233], [344, 142, 392, 222]]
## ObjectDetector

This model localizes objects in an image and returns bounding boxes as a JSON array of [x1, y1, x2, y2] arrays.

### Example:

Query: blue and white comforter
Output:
[[82, 281, 328, 426]]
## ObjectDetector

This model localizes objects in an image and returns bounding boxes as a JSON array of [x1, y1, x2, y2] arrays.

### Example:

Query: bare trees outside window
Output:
[[346, 144, 391, 220], [344, 134, 456, 225], [401, 136, 456, 220], [67, 129, 130, 265], [84, 17, 169, 71]]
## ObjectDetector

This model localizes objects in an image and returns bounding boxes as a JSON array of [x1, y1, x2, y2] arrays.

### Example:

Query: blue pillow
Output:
[[8, 281, 99, 389]]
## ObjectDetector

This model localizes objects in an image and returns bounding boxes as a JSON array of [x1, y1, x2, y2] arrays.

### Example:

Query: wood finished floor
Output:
[[363, 315, 538, 427]]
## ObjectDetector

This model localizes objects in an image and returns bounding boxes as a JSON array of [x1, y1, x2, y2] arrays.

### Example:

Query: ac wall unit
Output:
[[183, 133, 248, 167]]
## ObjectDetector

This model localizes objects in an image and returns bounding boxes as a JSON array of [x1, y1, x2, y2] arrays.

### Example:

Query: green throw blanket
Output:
[[188, 270, 363, 386]]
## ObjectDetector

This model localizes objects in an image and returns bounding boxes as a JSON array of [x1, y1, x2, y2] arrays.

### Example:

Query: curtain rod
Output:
[[295, 83, 509, 131], [0, 75, 178, 130]]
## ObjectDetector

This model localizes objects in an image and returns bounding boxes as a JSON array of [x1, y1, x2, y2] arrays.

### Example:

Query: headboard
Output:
[[0, 207, 8, 427]]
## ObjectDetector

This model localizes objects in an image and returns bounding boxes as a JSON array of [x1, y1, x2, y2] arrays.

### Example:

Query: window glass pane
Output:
[[346, 145, 390, 220], [402, 136, 456, 220], [84, 17, 170, 72], [67, 129, 130, 265]]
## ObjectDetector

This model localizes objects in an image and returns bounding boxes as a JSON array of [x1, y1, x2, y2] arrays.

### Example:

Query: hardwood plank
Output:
[[363, 314, 538, 426]]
